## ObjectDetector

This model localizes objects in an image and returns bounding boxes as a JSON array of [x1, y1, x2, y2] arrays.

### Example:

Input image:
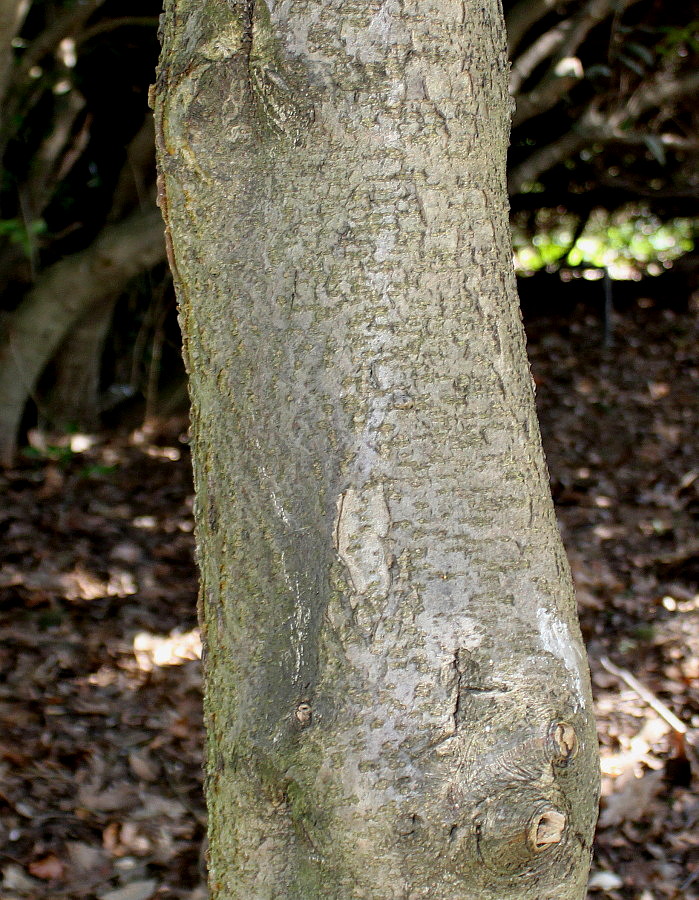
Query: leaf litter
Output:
[[0, 298, 697, 899]]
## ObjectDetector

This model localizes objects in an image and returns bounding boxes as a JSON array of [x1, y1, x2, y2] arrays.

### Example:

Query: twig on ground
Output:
[[600, 655, 687, 735]]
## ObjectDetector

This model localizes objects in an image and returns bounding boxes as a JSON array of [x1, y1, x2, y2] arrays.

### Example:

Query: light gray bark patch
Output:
[[339, 0, 412, 64], [536, 608, 585, 711], [334, 484, 392, 599]]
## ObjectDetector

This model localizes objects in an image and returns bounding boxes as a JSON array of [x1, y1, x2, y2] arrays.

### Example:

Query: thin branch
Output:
[[600, 656, 687, 735], [24, 88, 87, 219], [558, 0, 640, 60], [10, 0, 106, 89], [0, 0, 106, 152], [623, 69, 699, 122], [512, 0, 644, 127], [592, 127, 698, 150], [107, 113, 156, 223], [597, 174, 699, 201], [506, 0, 574, 56], [510, 69, 699, 194], [0, 0, 28, 108], [0, 205, 165, 465], [510, 19, 570, 95], [76, 17, 159, 46], [509, 126, 588, 195]]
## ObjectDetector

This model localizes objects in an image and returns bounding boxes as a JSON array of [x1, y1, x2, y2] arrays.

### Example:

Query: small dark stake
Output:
[[603, 270, 614, 348]]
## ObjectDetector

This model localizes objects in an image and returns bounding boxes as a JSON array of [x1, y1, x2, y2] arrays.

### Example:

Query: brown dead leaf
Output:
[[103, 822, 122, 855], [648, 381, 670, 400], [599, 770, 665, 828], [0, 742, 32, 766], [28, 854, 65, 881], [593, 524, 626, 540], [128, 749, 159, 782], [37, 464, 65, 500], [575, 376, 596, 396], [600, 718, 670, 779], [588, 870, 624, 891], [66, 840, 108, 875], [97, 879, 158, 900], [133, 792, 187, 821], [2, 863, 40, 892], [118, 822, 152, 855], [102, 821, 152, 858], [79, 781, 138, 812]]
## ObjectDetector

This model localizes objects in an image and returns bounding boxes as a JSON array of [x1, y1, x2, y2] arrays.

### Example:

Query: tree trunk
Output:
[[41, 296, 117, 432], [153, 2, 599, 898], [0, 0, 28, 116], [0, 206, 164, 464]]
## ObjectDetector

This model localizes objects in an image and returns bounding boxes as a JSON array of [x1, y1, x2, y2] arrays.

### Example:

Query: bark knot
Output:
[[527, 807, 567, 851], [549, 721, 578, 764], [294, 702, 312, 727]]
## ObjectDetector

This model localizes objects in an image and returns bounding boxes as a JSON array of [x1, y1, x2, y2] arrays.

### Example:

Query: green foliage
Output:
[[513, 207, 695, 279], [656, 21, 699, 57], [21, 442, 75, 462], [0, 217, 46, 257]]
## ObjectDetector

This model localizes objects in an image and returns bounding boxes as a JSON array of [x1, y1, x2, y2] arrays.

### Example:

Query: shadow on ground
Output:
[[0, 299, 697, 899]]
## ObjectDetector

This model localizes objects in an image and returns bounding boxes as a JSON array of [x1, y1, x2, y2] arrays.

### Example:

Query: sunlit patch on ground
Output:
[[0, 416, 206, 900], [529, 304, 699, 898], [133, 629, 202, 672], [1, 304, 698, 898]]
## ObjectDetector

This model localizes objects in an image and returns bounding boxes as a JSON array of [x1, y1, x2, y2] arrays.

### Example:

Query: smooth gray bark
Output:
[[154, 1, 599, 898]]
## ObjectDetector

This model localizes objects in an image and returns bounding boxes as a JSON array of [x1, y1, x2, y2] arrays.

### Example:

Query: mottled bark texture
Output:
[[153, 1, 599, 898]]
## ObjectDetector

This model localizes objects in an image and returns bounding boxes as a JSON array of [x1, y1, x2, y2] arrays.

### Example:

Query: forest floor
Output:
[[0, 297, 697, 900]]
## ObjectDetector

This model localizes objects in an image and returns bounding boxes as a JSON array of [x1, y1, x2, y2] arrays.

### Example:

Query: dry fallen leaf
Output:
[[28, 853, 65, 881], [66, 840, 108, 875], [588, 869, 624, 890], [119, 822, 152, 855], [80, 781, 139, 812], [97, 878, 159, 900], [2, 863, 40, 891], [128, 749, 160, 782], [599, 769, 665, 828], [103, 822, 122, 855], [648, 381, 670, 400]]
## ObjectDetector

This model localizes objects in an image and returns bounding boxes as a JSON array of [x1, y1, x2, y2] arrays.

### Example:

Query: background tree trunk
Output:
[[0, 0, 28, 115], [41, 296, 117, 432], [0, 206, 164, 464], [154, 1, 600, 898]]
